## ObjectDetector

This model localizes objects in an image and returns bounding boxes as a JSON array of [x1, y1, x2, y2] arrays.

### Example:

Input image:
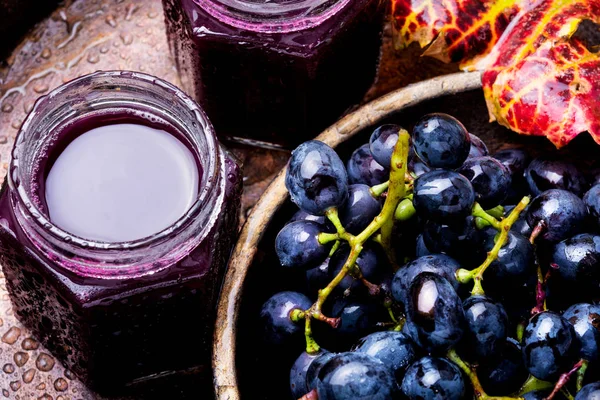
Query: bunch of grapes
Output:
[[260, 113, 600, 400]]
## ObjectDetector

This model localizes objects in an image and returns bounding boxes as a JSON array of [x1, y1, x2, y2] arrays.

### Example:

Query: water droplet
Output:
[[33, 83, 49, 94], [41, 48, 51, 59], [37, 394, 52, 400], [148, 11, 158, 18], [63, 370, 74, 380], [36, 383, 46, 390], [35, 353, 55, 372], [0, 136, 7, 145], [22, 368, 35, 383], [125, 4, 138, 20], [24, 102, 34, 113], [2, 389, 8, 398], [87, 53, 99, 64], [21, 337, 39, 351], [14, 352, 29, 367], [53, 378, 68, 392], [1, 104, 13, 113], [105, 15, 117, 27], [99, 46, 109, 54], [3, 363, 15, 374], [9, 381, 20, 392], [2, 326, 21, 344], [120, 32, 133, 45], [11, 120, 22, 130]]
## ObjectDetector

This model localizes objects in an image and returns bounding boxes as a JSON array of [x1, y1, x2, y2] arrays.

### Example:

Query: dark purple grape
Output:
[[409, 157, 431, 177], [305, 257, 330, 298], [391, 254, 462, 305], [523, 390, 553, 400], [290, 350, 326, 398], [369, 124, 401, 168], [405, 272, 466, 352], [522, 311, 579, 380], [415, 233, 433, 257], [494, 148, 530, 178], [286, 140, 348, 215], [467, 133, 489, 158], [484, 231, 535, 284], [413, 170, 475, 223], [260, 291, 312, 346], [316, 353, 400, 400], [347, 143, 389, 186], [306, 351, 336, 391], [289, 209, 335, 233], [330, 300, 380, 345], [526, 189, 588, 243], [354, 331, 417, 383], [338, 184, 381, 235], [584, 184, 600, 223], [401, 356, 465, 400], [276, 220, 330, 269], [563, 303, 600, 362], [525, 156, 588, 197], [552, 233, 600, 289], [412, 113, 471, 169], [458, 156, 512, 208], [459, 295, 508, 360], [423, 216, 485, 268], [576, 382, 600, 400], [328, 245, 387, 295], [478, 338, 528, 396]]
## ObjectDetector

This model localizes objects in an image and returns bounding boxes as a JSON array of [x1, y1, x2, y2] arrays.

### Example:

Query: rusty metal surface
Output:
[[0, 0, 458, 398]]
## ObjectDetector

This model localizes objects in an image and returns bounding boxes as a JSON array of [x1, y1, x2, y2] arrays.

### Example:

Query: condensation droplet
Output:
[[148, 11, 158, 18], [9, 381, 20, 392], [105, 15, 117, 27], [120, 32, 133, 45], [33, 83, 49, 94], [11, 120, 21, 130], [35, 353, 55, 372], [2, 389, 8, 398], [37, 394, 52, 400], [2, 326, 21, 344], [22, 368, 35, 383], [3, 363, 15, 374], [53, 378, 68, 392], [14, 352, 29, 367], [99, 46, 109, 54], [63, 369, 74, 380], [41, 48, 51, 59], [1, 104, 13, 113], [24, 102, 34, 113], [21, 337, 39, 351], [36, 383, 45, 390], [87, 53, 100, 64], [125, 4, 138, 20]]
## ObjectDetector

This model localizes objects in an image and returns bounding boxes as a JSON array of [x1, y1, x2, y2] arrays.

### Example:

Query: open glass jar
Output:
[[0, 71, 242, 394], [162, 0, 384, 148]]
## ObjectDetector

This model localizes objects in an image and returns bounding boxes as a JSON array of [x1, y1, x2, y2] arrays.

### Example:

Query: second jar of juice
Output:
[[163, 0, 384, 148]]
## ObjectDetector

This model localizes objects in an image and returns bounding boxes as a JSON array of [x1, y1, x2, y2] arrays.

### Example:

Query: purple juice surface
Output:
[[45, 123, 199, 242]]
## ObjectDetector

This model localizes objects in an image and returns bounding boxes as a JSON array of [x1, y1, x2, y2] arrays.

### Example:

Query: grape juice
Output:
[[163, 0, 384, 147], [0, 71, 242, 395], [45, 123, 199, 243]]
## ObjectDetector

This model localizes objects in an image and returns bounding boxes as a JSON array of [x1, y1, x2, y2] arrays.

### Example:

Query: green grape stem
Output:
[[447, 349, 523, 400], [456, 196, 531, 296], [472, 203, 502, 230], [301, 131, 411, 354], [517, 375, 554, 396], [576, 360, 589, 392]]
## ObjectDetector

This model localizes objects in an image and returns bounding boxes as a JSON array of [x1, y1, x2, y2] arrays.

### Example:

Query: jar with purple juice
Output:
[[0, 71, 242, 394], [162, 0, 384, 148]]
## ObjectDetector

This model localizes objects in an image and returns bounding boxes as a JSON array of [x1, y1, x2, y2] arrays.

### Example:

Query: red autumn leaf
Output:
[[392, 0, 600, 147], [391, 0, 520, 63], [487, 39, 600, 147]]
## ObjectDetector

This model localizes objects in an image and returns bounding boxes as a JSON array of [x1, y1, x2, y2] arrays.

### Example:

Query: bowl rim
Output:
[[212, 71, 483, 400]]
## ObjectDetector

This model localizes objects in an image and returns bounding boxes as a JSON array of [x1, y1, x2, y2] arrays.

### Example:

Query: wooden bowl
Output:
[[212, 71, 583, 400]]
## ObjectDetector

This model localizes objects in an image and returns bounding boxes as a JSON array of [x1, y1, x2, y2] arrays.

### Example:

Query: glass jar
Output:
[[0, 71, 242, 394], [162, 0, 384, 148]]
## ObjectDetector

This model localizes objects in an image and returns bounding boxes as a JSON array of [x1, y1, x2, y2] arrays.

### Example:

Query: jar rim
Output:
[[193, 0, 351, 33], [9, 71, 221, 260]]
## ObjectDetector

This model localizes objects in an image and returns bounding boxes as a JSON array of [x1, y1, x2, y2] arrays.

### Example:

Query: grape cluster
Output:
[[262, 113, 600, 400]]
